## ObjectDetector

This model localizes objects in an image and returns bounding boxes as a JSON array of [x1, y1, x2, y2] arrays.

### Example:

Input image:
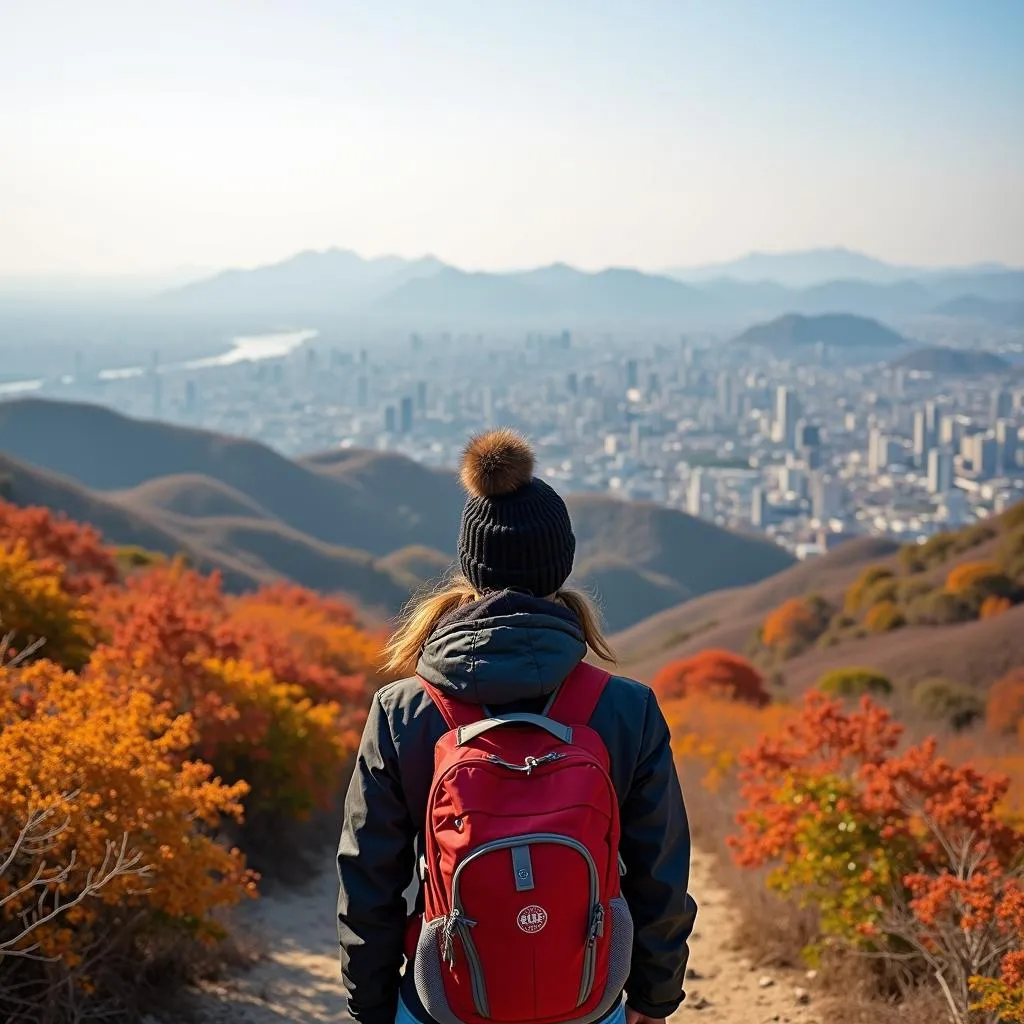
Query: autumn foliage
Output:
[[651, 648, 770, 707], [0, 501, 118, 597], [760, 596, 830, 658], [987, 668, 1024, 738], [729, 692, 1024, 1019], [0, 499, 382, 1019]]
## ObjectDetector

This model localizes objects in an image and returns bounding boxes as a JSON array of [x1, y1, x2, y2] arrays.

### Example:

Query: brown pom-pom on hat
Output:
[[460, 428, 535, 498], [457, 429, 576, 596]]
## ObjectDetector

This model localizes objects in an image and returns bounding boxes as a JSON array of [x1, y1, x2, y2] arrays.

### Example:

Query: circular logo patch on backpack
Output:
[[517, 905, 548, 934]]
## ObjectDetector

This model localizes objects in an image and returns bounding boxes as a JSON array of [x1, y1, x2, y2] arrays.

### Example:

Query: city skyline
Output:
[[3, 1, 1023, 276]]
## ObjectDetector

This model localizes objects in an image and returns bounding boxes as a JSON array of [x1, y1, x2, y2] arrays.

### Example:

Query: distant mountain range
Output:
[[0, 398, 794, 632], [667, 247, 1012, 289], [154, 248, 1024, 328]]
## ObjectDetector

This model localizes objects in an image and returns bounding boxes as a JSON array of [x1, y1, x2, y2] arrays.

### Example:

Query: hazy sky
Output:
[[2, 0, 1022, 276]]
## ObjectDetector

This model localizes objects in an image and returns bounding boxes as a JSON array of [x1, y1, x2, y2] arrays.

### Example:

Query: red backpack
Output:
[[409, 661, 634, 1024]]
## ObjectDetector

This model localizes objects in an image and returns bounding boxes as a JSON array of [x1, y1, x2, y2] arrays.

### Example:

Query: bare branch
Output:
[[0, 833, 149, 961]]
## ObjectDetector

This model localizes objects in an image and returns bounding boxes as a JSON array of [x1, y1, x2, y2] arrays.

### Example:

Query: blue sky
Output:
[[2, 0, 1021, 274]]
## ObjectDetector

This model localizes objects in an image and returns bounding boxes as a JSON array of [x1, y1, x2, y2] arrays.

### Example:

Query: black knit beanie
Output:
[[457, 429, 576, 597]]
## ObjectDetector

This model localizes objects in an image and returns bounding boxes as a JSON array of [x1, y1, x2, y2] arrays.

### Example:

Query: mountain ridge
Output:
[[153, 248, 1024, 326]]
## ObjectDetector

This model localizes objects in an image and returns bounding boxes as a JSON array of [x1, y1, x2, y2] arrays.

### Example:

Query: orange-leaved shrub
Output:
[[729, 691, 1024, 1019], [223, 582, 382, 705], [662, 691, 794, 792], [760, 596, 830, 658], [0, 501, 382, 1019], [987, 668, 1024, 738], [980, 595, 1013, 619], [651, 649, 770, 708], [0, 500, 118, 597], [192, 657, 349, 819], [0, 658, 254, 973], [92, 561, 364, 822], [945, 560, 1015, 600]]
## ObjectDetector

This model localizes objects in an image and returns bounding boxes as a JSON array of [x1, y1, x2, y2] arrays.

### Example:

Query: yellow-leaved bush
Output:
[[0, 659, 256, 965]]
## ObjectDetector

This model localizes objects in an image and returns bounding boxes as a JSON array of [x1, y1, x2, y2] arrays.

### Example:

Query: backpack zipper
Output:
[[486, 752, 565, 773], [578, 901, 605, 1006], [445, 833, 603, 1017]]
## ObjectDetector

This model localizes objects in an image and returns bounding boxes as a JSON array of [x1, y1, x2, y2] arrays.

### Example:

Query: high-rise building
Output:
[[927, 447, 954, 495], [399, 396, 414, 434], [773, 386, 799, 448], [869, 429, 902, 474], [939, 414, 960, 448], [992, 387, 1013, 423], [811, 473, 843, 521], [912, 409, 933, 468], [625, 359, 639, 390], [629, 420, 642, 458], [924, 400, 939, 436], [868, 427, 884, 474], [384, 405, 397, 433], [717, 373, 736, 418], [416, 380, 428, 413], [968, 432, 999, 478], [796, 421, 822, 468], [996, 419, 1019, 474]]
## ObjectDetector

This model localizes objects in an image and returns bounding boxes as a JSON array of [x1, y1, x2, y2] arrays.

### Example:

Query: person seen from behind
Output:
[[338, 428, 698, 1024]]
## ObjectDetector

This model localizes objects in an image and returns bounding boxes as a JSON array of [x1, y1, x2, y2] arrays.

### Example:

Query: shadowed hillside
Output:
[[0, 398, 795, 630], [114, 474, 282, 522], [889, 345, 1012, 375]]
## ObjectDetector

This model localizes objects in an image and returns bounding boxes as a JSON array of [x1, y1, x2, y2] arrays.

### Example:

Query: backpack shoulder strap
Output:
[[416, 675, 484, 730], [547, 661, 612, 726]]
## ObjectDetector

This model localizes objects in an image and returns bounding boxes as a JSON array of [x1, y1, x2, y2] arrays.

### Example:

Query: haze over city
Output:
[[2, 0, 1023, 279]]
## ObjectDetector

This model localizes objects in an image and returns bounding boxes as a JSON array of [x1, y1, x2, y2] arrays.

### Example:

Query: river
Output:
[[0, 329, 317, 395]]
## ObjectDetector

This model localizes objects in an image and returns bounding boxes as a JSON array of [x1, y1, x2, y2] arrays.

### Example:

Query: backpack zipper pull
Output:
[[441, 908, 477, 967], [487, 752, 565, 773], [588, 902, 605, 942]]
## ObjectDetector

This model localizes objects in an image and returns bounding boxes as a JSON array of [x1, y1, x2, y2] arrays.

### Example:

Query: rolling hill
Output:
[[613, 521, 1024, 695], [732, 313, 910, 354], [0, 398, 795, 631], [0, 452, 419, 614]]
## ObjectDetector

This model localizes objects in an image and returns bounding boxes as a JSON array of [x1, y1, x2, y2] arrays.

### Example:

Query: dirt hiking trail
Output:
[[193, 847, 822, 1024]]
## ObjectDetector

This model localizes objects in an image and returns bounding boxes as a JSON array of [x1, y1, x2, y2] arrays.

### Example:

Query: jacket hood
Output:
[[415, 590, 586, 705]]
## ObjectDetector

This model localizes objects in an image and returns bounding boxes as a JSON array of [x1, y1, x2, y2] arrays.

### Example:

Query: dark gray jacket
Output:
[[337, 592, 697, 1024]]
